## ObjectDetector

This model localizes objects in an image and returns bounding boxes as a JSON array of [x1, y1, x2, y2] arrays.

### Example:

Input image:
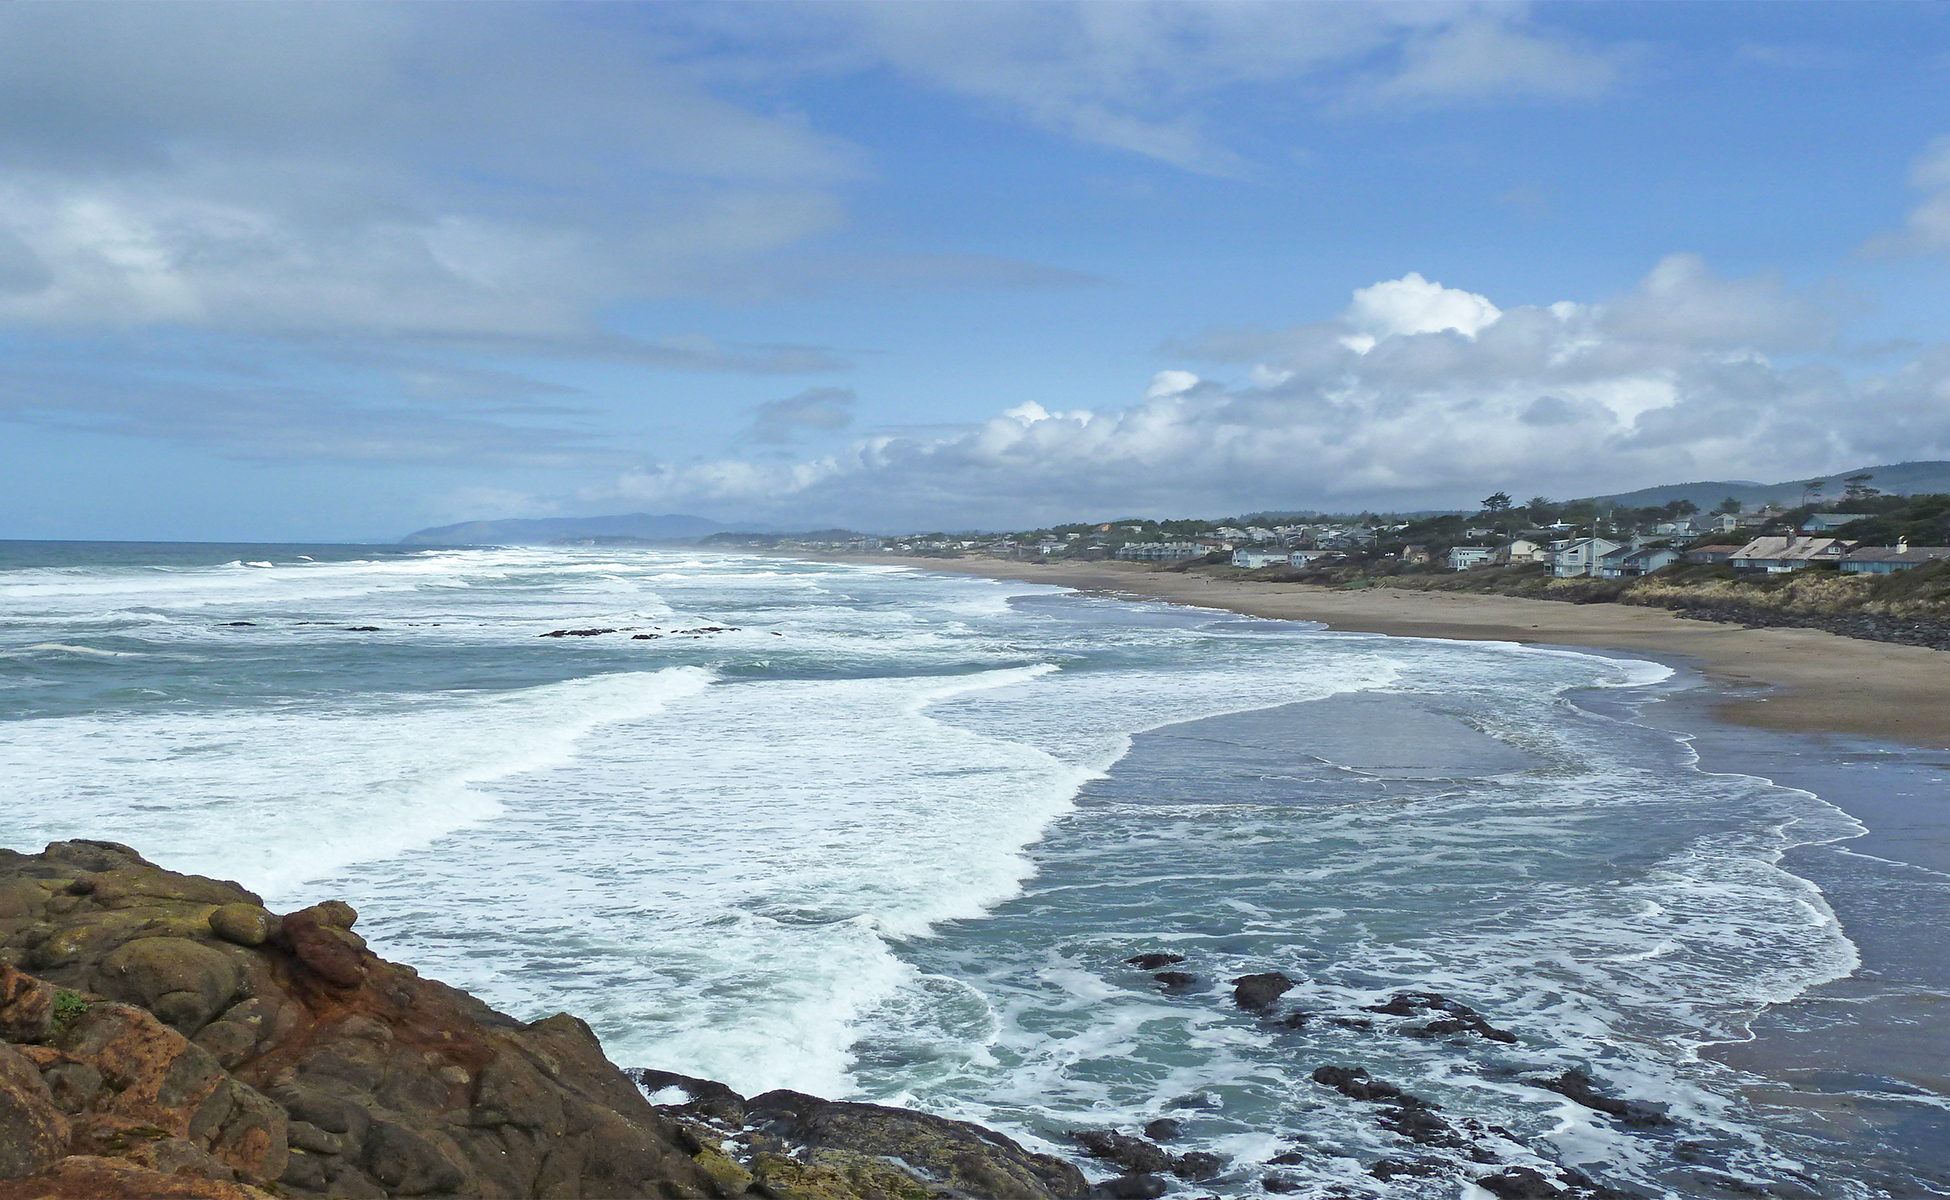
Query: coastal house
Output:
[[1401, 544, 1432, 565], [1288, 549, 1331, 567], [1119, 542, 1205, 561], [1728, 536, 1853, 573], [1232, 548, 1288, 569], [1840, 541, 1950, 574], [1447, 546, 1493, 570], [1685, 545, 1736, 565], [1552, 537, 1624, 578], [1599, 544, 1681, 577], [1803, 513, 1872, 533], [1491, 538, 1549, 566]]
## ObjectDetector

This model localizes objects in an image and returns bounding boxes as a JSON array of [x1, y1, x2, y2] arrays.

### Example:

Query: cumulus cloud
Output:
[[745, 387, 858, 443], [581, 257, 1948, 528]]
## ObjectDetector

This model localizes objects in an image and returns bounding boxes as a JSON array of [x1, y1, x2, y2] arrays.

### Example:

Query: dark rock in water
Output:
[[630, 633, 660, 640], [1166, 1093, 1220, 1110], [1377, 1104, 1464, 1147], [341, 627, 381, 632], [1141, 1118, 1181, 1141], [746, 1088, 1089, 1198], [1530, 1069, 1671, 1127], [1262, 1175, 1303, 1193], [1073, 1129, 1173, 1175], [1126, 953, 1185, 970], [1328, 1016, 1372, 1030], [1278, 1011, 1311, 1029], [1371, 1156, 1451, 1180], [1267, 1150, 1308, 1166], [1153, 971, 1197, 990], [539, 628, 616, 637], [1090, 1175, 1167, 1199], [1231, 972, 1294, 1011], [219, 621, 256, 626], [628, 1066, 747, 1125], [1477, 1166, 1568, 1197], [1310, 1065, 1430, 1107], [1171, 1150, 1225, 1180], [1367, 991, 1519, 1044]]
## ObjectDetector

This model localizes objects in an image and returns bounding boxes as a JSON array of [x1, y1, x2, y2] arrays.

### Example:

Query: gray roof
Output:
[[1842, 545, 1950, 564]]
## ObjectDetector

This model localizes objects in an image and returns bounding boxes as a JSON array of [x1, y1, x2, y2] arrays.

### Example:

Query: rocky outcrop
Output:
[[628, 1071, 1087, 1200], [0, 840, 1081, 1200]]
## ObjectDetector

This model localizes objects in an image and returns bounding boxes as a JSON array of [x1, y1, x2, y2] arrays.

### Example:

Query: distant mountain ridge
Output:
[[1581, 461, 1950, 511], [399, 512, 761, 545]]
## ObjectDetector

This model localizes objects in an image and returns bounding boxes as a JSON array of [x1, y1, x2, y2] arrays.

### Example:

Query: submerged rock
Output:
[[1152, 971, 1197, 990], [1529, 1069, 1671, 1127], [1124, 953, 1184, 970], [1365, 991, 1519, 1044]]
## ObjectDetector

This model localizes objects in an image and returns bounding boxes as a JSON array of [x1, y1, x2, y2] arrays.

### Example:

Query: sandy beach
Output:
[[840, 556, 1950, 749]]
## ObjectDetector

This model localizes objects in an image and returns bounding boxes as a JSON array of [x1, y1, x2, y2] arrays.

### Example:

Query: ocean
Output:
[[1, 540, 1944, 1198]]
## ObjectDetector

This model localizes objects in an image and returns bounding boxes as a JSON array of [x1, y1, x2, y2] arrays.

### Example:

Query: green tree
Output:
[[1480, 492, 1513, 514], [1843, 473, 1880, 503], [1715, 496, 1743, 515]]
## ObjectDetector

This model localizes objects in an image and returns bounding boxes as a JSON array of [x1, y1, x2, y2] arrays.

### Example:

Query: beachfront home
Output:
[[1803, 513, 1872, 533], [1599, 544, 1681, 577], [1840, 541, 1950, 574], [1728, 536, 1853, 573], [1232, 548, 1287, 569], [1447, 547, 1493, 570], [1118, 542, 1205, 561], [1553, 537, 1624, 578], [1288, 550, 1331, 567], [1492, 538, 1549, 566]]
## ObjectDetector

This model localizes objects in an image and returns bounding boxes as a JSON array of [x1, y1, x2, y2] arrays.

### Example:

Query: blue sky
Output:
[[3, 1, 1949, 540]]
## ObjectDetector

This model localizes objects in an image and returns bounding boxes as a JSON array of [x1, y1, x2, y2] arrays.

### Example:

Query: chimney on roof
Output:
[[1899, 537, 1909, 553]]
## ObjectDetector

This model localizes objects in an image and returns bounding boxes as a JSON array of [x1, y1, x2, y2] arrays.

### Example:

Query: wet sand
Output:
[[843, 557, 1950, 750]]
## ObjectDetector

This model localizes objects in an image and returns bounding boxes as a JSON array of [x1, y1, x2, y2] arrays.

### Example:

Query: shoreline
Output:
[[825, 552, 1950, 1185], [821, 555, 1950, 749]]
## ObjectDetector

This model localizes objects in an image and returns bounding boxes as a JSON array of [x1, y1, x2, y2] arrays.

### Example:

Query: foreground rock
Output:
[[630, 1070, 1087, 1200], [0, 841, 1081, 1200]]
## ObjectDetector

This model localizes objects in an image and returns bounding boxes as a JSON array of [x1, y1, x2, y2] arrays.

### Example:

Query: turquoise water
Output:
[[0, 540, 1928, 1197]]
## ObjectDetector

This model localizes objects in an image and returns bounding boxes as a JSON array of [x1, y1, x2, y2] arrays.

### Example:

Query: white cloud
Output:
[[691, 2, 1627, 177], [1358, 13, 1621, 107], [579, 257, 1948, 528], [1343, 272, 1502, 352]]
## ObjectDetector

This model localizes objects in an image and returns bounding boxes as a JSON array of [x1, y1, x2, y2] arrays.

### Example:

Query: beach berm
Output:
[[848, 557, 1950, 749]]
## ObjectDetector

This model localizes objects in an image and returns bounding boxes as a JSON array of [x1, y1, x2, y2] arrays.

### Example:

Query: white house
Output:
[[1118, 542, 1205, 561], [1447, 547, 1493, 570], [1492, 538, 1550, 566], [1233, 549, 1288, 569], [1553, 538, 1624, 578], [1288, 550, 1332, 567]]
